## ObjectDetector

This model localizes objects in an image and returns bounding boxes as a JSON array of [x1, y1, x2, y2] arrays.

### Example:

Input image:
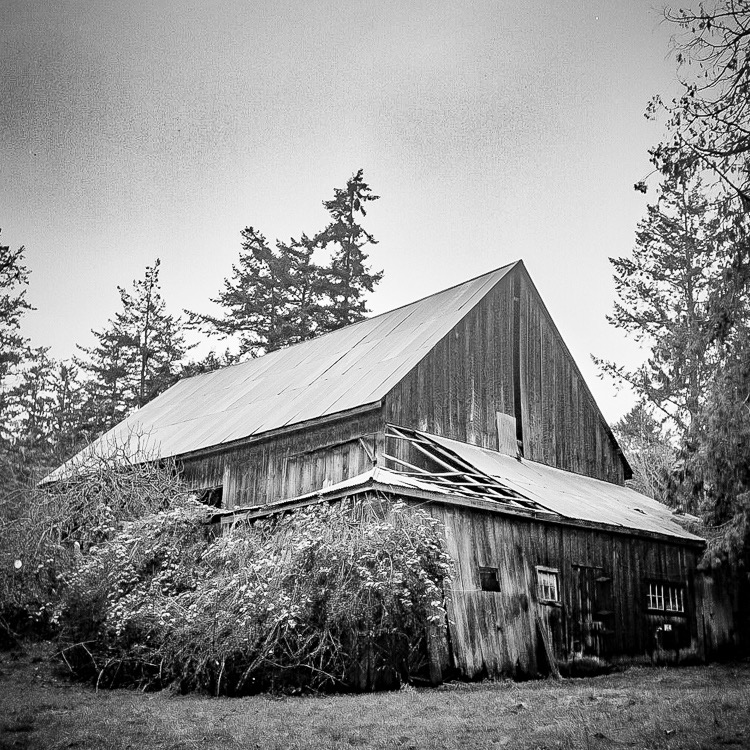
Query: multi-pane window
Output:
[[646, 582, 685, 613], [536, 567, 560, 603]]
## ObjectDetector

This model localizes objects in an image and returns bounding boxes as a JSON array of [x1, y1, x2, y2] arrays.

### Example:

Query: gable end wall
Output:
[[383, 267, 625, 483]]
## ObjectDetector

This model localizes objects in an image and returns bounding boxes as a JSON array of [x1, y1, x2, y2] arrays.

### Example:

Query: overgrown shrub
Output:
[[0, 446, 184, 645], [57, 496, 453, 694]]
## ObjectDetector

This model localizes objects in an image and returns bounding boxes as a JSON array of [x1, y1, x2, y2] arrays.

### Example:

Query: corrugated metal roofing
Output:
[[46, 263, 517, 481], [217, 461, 700, 544], [420, 432, 701, 542]]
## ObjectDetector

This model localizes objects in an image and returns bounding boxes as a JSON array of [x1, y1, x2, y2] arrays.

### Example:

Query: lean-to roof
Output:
[[46, 263, 517, 481], [217, 455, 700, 544], [416, 431, 702, 542]]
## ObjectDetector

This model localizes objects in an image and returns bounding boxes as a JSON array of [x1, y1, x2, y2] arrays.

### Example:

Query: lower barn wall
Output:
[[179, 411, 382, 508], [425, 503, 720, 679], [215, 491, 736, 685]]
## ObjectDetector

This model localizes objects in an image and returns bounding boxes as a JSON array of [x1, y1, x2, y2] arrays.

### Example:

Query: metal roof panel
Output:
[[45, 264, 516, 480], [422, 432, 701, 542]]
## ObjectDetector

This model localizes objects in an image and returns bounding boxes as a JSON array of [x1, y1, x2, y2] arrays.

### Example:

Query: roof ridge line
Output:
[[181, 260, 521, 383]]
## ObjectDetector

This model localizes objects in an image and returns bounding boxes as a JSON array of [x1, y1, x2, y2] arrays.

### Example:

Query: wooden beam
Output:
[[536, 615, 561, 679], [381, 452, 432, 475]]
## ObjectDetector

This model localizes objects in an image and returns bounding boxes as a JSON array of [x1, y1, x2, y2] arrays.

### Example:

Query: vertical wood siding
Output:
[[384, 273, 516, 450], [384, 266, 625, 483], [427, 503, 704, 679], [180, 411, 383, 508], [517, 271, 624, 482]]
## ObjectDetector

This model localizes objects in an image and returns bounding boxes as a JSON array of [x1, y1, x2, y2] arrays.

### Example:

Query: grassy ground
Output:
[[2, 643, 749, 750]]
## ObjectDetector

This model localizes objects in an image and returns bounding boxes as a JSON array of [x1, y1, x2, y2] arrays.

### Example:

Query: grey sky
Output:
[[1, 0, 680, 423]]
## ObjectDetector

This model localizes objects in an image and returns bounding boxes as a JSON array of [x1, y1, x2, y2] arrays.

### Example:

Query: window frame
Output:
[[536, 565, 561, 604], [645, 580, 686, 615]]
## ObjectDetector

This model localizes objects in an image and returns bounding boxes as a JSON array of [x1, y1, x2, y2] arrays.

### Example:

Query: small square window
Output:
[[479, 566, 500, 592], [536, 567, 560, 603]]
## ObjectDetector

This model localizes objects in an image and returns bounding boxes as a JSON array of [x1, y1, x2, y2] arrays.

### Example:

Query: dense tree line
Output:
[[603, 0, 750, 570], [0, 170, 382, 494]]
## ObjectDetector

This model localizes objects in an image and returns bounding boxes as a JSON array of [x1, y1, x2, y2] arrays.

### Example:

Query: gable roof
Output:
[[46, 262, 518, 480]]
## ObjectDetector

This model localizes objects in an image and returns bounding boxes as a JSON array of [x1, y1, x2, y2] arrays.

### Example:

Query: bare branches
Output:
[[0, 439, 186, 642], [56, 497, 453, 694], [655, 0, 750, 204]]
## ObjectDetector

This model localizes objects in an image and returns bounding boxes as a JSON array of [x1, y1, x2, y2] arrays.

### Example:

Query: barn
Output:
[[50, 260, 737, 679]]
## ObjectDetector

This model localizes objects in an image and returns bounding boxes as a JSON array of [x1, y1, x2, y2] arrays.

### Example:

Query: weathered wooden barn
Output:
[[51, 260, 737, 678]]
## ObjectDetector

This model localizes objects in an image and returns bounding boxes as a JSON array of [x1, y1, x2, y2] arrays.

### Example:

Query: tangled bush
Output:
[[57, 496, 453, 694], [0, 447, 184, 645]]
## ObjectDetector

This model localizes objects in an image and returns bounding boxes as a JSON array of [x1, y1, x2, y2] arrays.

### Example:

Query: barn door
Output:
[[572, 565, 614, 657]]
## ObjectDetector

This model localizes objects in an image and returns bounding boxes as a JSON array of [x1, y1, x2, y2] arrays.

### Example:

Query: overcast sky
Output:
[[1, 0, 681, 424]]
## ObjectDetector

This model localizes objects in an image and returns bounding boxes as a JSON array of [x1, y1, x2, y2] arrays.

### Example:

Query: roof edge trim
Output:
[[212, 474, 706, 548], [176, 401, 383, 462]]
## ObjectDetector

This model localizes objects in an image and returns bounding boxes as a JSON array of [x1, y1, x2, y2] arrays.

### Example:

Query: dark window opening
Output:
[[197, 486, 223, 508], [479, 566, 500, 592]]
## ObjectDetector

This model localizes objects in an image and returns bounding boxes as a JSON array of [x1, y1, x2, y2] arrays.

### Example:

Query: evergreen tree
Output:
[[14, 347, 55, 464], [638, 0, 750, 573], [605, 163, 750, 562], [0, 231, 32, 447], [117, 260, 190, 407], [76, 323, 134, 435], [0, 232, 34, 495], [188, 170, 382, 357], [77, 260, 190, 434], [595, 168, 723, 433], [687, 209, 750, 565], [613, 402, 675, 506], [48, 360, 87, 463], [180, 349, 241, 378], [188, 230, 325, 358], [317, 169, 383, 331]]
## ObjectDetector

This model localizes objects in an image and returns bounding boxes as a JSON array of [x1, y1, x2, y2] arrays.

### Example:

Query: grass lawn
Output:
[[1, 643, 749, 750]]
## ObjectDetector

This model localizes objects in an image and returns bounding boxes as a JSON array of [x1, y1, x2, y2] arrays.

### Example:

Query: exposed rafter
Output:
[[383, 424, 546, 512]]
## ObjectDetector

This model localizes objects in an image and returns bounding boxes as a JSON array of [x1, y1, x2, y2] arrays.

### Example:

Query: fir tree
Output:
[[0, 231, 32, 447], [77, 323, 135, 434], [180, 349, 241, 378], [613, 402, 675, 506], [77, 260, 190, 434], [317, 169, 383, 331], [188, 170, 382, 357], [595, 168, 722, 433], [188, 230, 325, 358], [48, 360, 87, 463], [14, 347, 54, 460], [117, 260, 190, 407]]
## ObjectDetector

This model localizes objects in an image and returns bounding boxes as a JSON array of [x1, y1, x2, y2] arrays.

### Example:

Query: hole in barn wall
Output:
[[197, 486, 223, 508], [479, 566, 501, 592]]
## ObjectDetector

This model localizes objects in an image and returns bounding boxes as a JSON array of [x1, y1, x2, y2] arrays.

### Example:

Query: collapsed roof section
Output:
[[382, 424, 545, 511], [216, 425, 701, 544], [382, 426, 701, 542]]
